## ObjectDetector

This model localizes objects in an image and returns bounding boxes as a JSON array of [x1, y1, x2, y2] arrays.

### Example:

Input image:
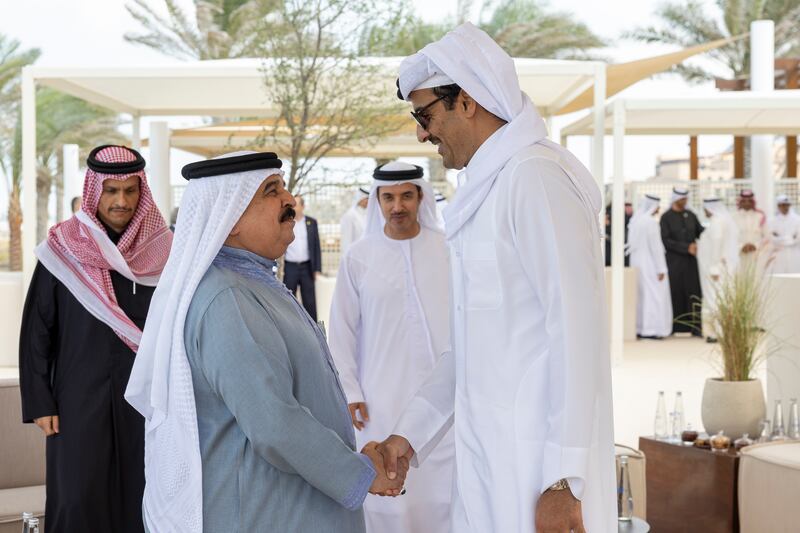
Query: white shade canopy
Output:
[[561, 90, 800, 137], [30, 57, 605, 118], [142, 119, 439, 158]]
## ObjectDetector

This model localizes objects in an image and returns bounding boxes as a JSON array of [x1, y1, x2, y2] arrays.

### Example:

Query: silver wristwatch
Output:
[[547, 478, 570, 492]]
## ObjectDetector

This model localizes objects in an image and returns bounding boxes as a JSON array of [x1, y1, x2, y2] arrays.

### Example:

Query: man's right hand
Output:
[[376, 435, 415, 481], [348, 402, 369, 431], [362, 442, 407, 496], [34, 415, 59, 436], [688, 243, 698, 256]]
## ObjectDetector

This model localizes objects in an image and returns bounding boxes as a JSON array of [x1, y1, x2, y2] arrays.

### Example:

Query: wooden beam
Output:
[[734, 136, 745, 179], [690, 136, 699, 180], [715, 77, 748, 91]]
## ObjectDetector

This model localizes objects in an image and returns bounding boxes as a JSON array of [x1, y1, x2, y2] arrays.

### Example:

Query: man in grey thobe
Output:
[[125, 152, 405, 533]]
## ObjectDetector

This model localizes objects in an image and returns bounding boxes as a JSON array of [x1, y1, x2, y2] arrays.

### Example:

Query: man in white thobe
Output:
[[627, 194, 672, 339], [733, 189, 765, 257], [697, 198, 739, 340], [330, 162, 453, 533], [376, 22, 616, 533], [767, 195, 800, 274], [340, 187, 369, 255]]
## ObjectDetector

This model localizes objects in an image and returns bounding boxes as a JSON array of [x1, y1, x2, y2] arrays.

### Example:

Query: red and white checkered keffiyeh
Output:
[[35, 145, 172, 352]]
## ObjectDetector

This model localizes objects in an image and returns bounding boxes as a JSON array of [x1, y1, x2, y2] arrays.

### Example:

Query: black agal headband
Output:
[[181, 152, 283, 181], [86, 145, 146, 174], [373, 163, 424, 181]]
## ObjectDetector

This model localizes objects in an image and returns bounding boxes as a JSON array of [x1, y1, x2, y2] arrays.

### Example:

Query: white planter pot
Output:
[[701, 378, 766, 440]]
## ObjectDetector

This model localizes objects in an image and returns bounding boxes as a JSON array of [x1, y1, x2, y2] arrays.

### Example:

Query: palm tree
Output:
[[125, 0, 280, 59], [359, 0, 605, 59], [0, 34, 40, 271], [625, 0, 800, 82], [479, 0, 605, 59]]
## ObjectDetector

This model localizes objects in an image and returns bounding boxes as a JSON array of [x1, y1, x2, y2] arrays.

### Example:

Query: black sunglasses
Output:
[[410, 94, 447, 130]]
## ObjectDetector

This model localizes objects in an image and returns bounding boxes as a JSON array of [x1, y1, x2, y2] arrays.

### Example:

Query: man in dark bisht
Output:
[[19, 145, 172, 532], [660, 186, 704, 336]]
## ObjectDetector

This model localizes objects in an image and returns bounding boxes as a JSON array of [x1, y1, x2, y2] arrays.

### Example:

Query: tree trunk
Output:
[[8, 187, 23, 271], [36, 168, 52, 244], [55, 150, 64, 222]]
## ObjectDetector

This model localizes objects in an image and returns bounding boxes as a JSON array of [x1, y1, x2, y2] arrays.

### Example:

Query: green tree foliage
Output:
[[359, 0, 605, 59], [625, 0, 800, 82], [254, 0, 407, 193], [125, 0, 281, 59]]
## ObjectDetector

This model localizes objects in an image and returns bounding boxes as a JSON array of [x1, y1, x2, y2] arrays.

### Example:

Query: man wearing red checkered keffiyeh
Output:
[[19, 145, 172, 533]]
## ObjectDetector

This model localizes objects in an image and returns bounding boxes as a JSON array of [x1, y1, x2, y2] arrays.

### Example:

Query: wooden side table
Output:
[[639, 437, 740, 533]]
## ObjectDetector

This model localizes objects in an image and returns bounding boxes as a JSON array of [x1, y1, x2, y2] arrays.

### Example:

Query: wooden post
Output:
[[785, 61, 799, 177], [734, 137, 745, 178], [690, 136, 699, 180]]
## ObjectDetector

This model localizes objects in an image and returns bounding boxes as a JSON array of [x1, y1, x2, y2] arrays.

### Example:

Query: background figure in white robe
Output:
[[330, 162, 453, 533], [378, 22, 616, 533], [732, 189, 765, 257], [767, 195, 800, 274], [339, 187, 369, 255], [434, 190, 448, 230], [698, 198, 739, 338], [627, 194, 672, 338]]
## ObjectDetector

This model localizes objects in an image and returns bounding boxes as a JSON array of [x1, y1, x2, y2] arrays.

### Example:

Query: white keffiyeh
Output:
[[397, 22, 600, 239], [125, 151, 284, 532]]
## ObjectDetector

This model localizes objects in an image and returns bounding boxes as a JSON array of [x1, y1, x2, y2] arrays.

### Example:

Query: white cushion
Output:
[[0, 484, 45, 523]]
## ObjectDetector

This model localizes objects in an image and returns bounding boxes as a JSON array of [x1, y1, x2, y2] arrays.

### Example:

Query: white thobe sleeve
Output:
[[511, 159, 610, 501], [328, 254, 366, 404], [392, 349, 455, 466]]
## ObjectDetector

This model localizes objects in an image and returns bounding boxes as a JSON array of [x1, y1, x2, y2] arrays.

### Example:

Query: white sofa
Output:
[[738, 441, 800, 533], [0, 377, 45, 532]]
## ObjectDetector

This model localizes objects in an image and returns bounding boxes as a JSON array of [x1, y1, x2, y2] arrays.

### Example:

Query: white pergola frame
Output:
[[20, 58, 607, 288], [561, 90, 800, 358]]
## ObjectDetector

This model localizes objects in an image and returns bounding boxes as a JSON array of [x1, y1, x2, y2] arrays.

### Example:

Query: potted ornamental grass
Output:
[[700, 258, 772, 440]]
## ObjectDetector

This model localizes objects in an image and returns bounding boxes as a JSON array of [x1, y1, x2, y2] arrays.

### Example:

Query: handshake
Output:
[[360, 435, 415, 497]]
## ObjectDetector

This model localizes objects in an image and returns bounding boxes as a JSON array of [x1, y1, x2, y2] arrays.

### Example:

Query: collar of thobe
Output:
[[125, 151, 285, 533], [213, 245, 279, 284]]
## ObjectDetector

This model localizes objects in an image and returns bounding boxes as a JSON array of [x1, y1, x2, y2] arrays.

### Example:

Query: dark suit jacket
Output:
[[304, 216, 322, 273]]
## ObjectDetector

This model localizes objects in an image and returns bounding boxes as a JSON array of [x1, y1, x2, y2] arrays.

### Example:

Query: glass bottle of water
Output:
[[27, 518, 39, 533], [654, 391, 668, 440], [673, 391, 685, 438], [789, 399, 800, 440], [772, 400, 788, 441], [21, 512, 32, 533], [617, 456, 634, 521], [757, 419, 771, 443]]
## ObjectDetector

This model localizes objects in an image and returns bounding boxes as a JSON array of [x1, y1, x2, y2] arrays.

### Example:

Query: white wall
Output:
[[0, 273, 23, 367]]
